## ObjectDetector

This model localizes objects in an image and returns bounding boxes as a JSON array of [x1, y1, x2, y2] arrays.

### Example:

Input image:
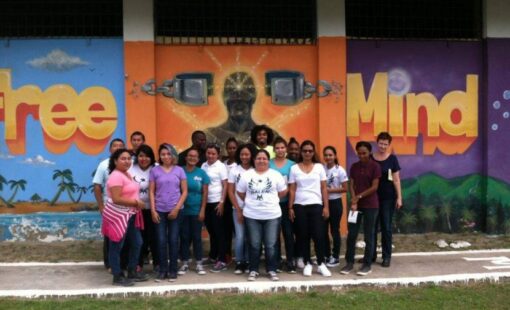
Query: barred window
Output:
[[0, 0, 122, 38], [155, 0, 317, 45], [346, 0, 482, 40]]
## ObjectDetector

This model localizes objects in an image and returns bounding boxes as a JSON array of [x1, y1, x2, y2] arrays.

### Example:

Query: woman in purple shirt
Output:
[[149, 143, 188, 282], [340, 141, 381, 277]]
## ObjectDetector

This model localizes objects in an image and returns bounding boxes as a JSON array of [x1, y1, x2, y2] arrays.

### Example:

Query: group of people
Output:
[[93, 126, 402, 286]]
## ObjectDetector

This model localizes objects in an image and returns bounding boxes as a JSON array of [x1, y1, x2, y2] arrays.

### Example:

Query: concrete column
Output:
[[123, 0, 158, 148]]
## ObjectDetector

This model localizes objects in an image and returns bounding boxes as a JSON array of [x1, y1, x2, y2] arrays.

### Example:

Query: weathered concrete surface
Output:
[[1, 249, 510, 297]]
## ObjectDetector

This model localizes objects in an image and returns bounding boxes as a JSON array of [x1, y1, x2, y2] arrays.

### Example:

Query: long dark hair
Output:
[[108, 148, 131, 174], [235, 143, 257, 166], [134, 144, 156, 167], [299, 140, 320, 163]]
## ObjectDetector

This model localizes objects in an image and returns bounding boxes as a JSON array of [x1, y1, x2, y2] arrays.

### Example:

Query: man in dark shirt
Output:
[[178, 130, 207, 166]]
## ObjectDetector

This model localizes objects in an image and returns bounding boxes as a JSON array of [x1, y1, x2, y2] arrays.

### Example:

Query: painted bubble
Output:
[[504, 111, 509, 119], [491, 123, 499, 131], [387, 68, 411, 96], [493, 100, 501, 110], [503, 90, 510, 100]]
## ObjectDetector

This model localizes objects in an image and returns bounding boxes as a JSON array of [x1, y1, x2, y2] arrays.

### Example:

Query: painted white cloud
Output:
[[20, 155, 56, 166], [27, 49, 89, 72], [0, 152, 15, 160]]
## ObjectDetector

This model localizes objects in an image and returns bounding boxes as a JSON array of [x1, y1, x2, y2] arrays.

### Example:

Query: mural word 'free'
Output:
[[347, 72, 478, 155], [0, 69, 117, 155]]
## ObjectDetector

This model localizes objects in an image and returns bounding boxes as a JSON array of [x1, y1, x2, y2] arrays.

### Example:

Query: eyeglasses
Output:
[[302, 149, 314, 153]]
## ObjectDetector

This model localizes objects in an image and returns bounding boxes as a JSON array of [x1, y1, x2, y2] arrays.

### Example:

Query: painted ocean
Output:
[[0, 212, 102, 242]]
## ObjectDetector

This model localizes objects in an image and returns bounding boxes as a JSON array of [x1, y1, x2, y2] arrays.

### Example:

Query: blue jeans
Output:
[[156, 210, 181, 274], [372, 199, 396, 260], [245, 217, 280, 273], [232, 208, 249, 263], [276, 201, 295, 263], [109, 215, 142, 276], [324, 198, 343, 259], [180, 214, 203, 262], [345, 208, 379, 266]]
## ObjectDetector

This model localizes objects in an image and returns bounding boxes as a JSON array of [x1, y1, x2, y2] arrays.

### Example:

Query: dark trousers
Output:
[[104, 238, 129, 270], [138, 209, 159, 268], [276, 201, 296, 263], [372, 199, 396, 261], [223, 199, 234, 258], [324, 198, 343, 259], [109, 215, 142, 276], [204, 202, 226, 262], [294, 204, 326, 265], [156, 211, 181, 274], [345, 208, 379, 266], [180, 214, 204, 261]]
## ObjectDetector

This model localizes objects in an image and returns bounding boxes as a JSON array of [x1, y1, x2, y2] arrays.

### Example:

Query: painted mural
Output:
[[347, 40, 510, 234], [0, 39, 125, 240]]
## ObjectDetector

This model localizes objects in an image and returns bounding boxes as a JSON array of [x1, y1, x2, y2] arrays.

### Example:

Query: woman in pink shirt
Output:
[[102, 148, 147, 286]]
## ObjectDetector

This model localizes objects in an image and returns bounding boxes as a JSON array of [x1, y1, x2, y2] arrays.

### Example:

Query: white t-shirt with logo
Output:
[[128, 164, 152, 209], [228, 165, 252, 209], [288, 163, 327, 205], [324, 164, 348, 200], [237, 168, 287, 220], [201, 160, 228, 203]]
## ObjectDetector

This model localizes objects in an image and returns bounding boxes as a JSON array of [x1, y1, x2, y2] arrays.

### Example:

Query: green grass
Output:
[[1, 282, 509, 309]]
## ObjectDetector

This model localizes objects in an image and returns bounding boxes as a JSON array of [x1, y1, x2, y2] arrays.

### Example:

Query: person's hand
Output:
[[151, 210, 160, 224], [288, 208, 295, 222], [98, 203, 105, 214], [215, 202, 224, 216], [351, 196, 359, 205], [322, 207, 330, 219], [236, 209, 244, 224], [351, 203, 358, 211], [396, 198, 403, 209], [168, 208, 179, 220], [198, 210, 205, 222], [136, 200, 145, 209]]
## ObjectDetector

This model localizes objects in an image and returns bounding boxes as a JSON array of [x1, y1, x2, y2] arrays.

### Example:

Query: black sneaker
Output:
[[234, 262, 244, 275], [286, 262, 297, 274], [357, 264, 372, 276], [381, 259, 391, 267], [113, 275, 134, 286], [154, 272, 168, 282], [128, 270, 149, 282], [340, 263, 354, 275], [168, 272, 178, 282]]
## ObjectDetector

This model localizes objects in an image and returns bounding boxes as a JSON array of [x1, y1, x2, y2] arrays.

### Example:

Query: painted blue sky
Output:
[[0, 39, 125, 203]]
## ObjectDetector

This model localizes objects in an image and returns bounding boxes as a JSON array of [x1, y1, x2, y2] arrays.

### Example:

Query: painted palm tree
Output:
[[7, 179, 27, 204], [74, 185, 90, 203], [0, 174, 10, 207], [49, 169, 76, 205]]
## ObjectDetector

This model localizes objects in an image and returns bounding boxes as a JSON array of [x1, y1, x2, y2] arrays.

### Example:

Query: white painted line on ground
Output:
[[1, 272, 510, 298], [483, 266, 510, 270], [463, 256, 509, 261]]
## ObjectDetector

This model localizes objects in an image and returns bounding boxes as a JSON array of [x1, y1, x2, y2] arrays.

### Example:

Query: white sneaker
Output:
[[247, 271, 259, 281], [196, 263, 206, 275], [303, 263, 313, 277], [317, 263, 332, 277], [296, 257, 305, 269], [268, 271, 279, 281], [177, 264, 189, 275]]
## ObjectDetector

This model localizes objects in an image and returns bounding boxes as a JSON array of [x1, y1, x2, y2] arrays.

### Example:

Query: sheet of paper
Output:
[[348, 210, 359, 223]]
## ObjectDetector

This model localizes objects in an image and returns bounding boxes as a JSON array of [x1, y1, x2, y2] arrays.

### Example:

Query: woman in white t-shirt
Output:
[[201, 143, 229, 272], [288, 140, 331, 277], [237, 149, 287, 282], [223, 137, 238, 266], [228, 143, 257, 274], [322, 146, 348, 268], [128, 144, 158, 273]]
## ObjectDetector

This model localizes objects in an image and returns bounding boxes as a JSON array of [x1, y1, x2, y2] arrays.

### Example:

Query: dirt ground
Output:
[[1, 232, 508, 262]]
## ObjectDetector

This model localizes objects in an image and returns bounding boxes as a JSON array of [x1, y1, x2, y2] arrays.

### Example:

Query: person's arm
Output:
[[349, 179, 358, 211], [215, 179, 228, 216], [321, 180, 329, 219], [393, 170, 403, 209], [198, 184, 208, 222], [149, 180, 160, 223], [93, 184, 104, 213], [169, 178, 188, 219], [228, 183, 241, 210], [288, 183, 296, 222], [110, 186, 144, 209], [355, 179, 380, 202]]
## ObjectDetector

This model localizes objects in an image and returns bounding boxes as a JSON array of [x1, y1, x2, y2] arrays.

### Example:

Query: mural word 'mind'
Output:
[[0, 69, 118, 155], [347, 72, 478, 155]]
